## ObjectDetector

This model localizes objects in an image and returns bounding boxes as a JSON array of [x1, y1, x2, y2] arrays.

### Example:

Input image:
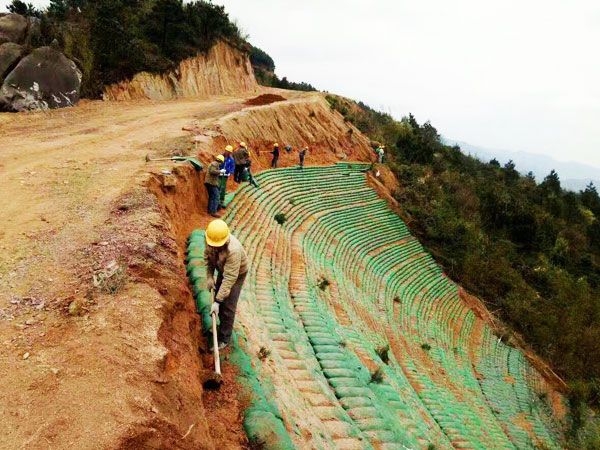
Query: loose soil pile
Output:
[[244, 93, 286, 106]]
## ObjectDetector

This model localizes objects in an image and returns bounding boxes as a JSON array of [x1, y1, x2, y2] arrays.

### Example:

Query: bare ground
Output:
[[0, 95, 254, 449]]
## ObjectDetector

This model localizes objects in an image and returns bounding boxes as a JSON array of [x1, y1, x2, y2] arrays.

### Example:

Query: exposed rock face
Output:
[[0, 42, 23, 81], [0, 46, 82, 111], [0, 13, 28, 45], [104, 41, 258, 101]]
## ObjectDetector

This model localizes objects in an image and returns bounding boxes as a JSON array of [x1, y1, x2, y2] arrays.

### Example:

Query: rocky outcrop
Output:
[[0, 13, 28, 45], [103, 41, 258, 101], [0, 42, 23, 81], [0, 46, 82, 111]]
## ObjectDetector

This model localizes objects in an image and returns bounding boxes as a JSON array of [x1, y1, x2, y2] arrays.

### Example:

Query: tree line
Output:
[[7, 0, 247, 97]]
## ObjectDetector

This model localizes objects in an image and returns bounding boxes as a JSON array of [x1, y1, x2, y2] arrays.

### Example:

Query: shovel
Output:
[[202, 292, 223, 390], [145, 154, 203, 171]]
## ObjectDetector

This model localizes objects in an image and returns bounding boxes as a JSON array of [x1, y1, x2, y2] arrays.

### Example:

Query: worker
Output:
[[219, 145, 235, 209], [376, 145, 385, 163], [299, 146, 308, 168], [205, 219, 248, 350], [271, 143, 280, 168], [204, 154, 223, 218], [233, 142, 250, 182]]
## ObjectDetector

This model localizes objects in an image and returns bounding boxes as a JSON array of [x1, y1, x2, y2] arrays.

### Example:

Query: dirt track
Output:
[[0, 95, 255, 449]]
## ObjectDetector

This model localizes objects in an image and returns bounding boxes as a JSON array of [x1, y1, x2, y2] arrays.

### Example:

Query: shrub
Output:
[[257, 346, 271, 361], [370, 368, 384, 384], [317, 277, 330, 291], [421, 343, 431, 351], [375, 344, 390, 364], [274, 213, 287, 225]]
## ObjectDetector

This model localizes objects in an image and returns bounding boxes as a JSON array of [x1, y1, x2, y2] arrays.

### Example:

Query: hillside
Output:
[[0, 14, 577, 449]]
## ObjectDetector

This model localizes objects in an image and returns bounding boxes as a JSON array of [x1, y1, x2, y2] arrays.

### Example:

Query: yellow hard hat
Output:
[[216, 154, 225, 162], [225, 145, 233, 152], [274, 142, 279, 147], [206, 219, 230, 247], [240, 142, 247, 148]]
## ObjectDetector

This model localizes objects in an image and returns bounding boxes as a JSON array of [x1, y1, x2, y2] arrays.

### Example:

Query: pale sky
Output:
[[3, 0, 599, 169]]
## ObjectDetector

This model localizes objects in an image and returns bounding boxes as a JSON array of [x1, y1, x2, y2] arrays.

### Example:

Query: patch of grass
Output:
[[427, 444, 437, 450], [274, 213, 287, 225], [370, 368, 384, 384], [393, 295, 401, 303], [375, 344, 390, 364], [257, 346, 271, 361], [421, 343, 431, 351], [317, 277, 330, 291]]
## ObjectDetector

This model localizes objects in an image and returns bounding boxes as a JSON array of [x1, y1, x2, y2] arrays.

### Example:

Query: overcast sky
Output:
[[2, 1, 599, 169]]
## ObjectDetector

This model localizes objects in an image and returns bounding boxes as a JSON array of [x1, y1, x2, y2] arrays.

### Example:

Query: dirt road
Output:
[[0, 96, 251, 449]]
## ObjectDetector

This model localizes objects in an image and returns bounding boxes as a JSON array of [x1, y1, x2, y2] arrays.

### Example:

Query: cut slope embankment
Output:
[[103, 41, 258, 101], [189, 163, 566, 449]]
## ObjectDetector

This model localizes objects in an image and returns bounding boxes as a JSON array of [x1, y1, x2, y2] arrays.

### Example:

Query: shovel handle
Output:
[[210, 290, 222, 376]]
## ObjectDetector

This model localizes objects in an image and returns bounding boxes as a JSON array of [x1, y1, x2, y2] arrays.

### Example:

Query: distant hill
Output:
[[447, 139, 600, 192]]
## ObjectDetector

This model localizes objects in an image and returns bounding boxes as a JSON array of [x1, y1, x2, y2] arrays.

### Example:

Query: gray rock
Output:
[[0, 14, 28, 45], [0, 42, 24, 81], [0, 46, 82, 111]]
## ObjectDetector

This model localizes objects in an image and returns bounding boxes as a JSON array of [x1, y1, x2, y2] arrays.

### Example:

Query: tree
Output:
[[7, 0, 40, 17]]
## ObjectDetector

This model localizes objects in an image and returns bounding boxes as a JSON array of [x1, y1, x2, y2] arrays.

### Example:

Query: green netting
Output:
[[200, 164, 563, 449]]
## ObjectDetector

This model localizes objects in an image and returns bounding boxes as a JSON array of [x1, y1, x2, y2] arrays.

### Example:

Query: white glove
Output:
[[210, 302, 220, 315], [206, 276, 215, 291], [219, 169, 226, 175]]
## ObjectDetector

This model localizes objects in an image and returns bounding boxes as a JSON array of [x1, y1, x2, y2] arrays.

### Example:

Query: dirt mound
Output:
[[244, 93, 286, 106]]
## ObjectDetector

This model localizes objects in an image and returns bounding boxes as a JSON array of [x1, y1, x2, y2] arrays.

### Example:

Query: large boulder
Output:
[[0, 42, 24, 81], [0, 46, 82, 111], [0, 13, 28, 45]]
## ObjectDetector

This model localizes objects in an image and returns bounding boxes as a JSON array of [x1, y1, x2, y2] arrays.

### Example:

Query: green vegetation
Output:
[[274, 212, 287, 225], [7, 0, 247, 97], [370, 368, 384, 384], [375, 344, 390, 364], [317, 277, 330, 291], [327, 94, 600, 434], [257, 346, 271, 361]]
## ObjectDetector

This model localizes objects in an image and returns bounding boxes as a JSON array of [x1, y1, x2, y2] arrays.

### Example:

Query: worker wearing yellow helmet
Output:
[[218, 145, 235, 209], [204, 154, 224, 217], [205, 219, 248, 350], [271, 142, 280, 168]]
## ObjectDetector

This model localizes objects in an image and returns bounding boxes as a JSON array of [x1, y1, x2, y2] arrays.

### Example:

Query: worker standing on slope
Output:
[[299, 146, 308, 168], [218, 145, 235, 209], [205, 154, 224, 218], [233, 142, 250, 182], [376, 145, 385, 163], [270, 143, 280, 168], [205, 219, 248, 350]]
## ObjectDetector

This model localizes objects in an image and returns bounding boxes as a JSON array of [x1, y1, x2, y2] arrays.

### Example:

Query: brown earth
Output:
[[244, 94, 286, 106], [0, 87, 375, 449]]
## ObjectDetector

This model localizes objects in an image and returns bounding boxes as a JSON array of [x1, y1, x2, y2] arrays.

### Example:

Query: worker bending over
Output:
[[204, 219, 248, 350]]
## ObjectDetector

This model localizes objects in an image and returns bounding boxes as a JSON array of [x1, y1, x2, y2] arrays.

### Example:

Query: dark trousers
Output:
[[234, 164, 245, 182], [299, 155, 305, 167], [218, 176, 227, 207], [215, 271, 247, 343], [205, 183, 219, 214], [271, 156, 279, 168]]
